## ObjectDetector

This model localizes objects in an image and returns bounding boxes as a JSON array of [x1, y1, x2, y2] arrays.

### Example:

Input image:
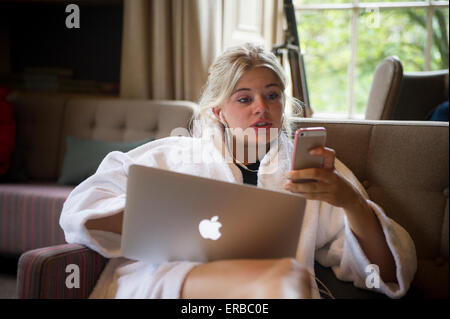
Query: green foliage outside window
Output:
[[295, 1, 449, 116]]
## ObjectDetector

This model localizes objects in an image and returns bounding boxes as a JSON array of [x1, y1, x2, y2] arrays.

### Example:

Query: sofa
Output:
[[0, 91, 196, 256], [14, 117, 448, 299]]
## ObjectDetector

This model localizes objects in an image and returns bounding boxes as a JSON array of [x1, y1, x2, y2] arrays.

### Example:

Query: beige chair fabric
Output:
[[365, 56, 449, 121], [365, 56, 403, 120], [293, 118, 449, 297]]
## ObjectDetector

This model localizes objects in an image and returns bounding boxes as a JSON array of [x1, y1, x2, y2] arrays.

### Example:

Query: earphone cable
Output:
[[220, 113, 259, 173]]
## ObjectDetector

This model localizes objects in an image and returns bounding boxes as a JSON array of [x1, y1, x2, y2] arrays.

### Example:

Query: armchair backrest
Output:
[[57, 98, 196, 176], [365, 56, 403, 120], [365, 56, 448, 121], [392, 70, 448, 121]]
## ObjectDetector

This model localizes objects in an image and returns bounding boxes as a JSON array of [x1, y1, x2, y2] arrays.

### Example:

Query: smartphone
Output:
[[291, 127, 327, 182]]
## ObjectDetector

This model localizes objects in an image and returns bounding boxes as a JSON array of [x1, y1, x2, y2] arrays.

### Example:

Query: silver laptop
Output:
[[121, 164, 306, 263]]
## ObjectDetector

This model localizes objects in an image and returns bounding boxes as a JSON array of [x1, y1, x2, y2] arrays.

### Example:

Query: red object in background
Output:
[[0, 87, 16, 175]]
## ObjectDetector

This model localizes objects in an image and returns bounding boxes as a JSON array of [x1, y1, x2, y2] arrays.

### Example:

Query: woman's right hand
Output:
[[181, 258, 312, 299]]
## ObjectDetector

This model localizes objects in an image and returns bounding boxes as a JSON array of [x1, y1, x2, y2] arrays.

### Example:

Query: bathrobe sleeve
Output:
[[59, 136, 186, 258], [59, 145, 148, 258], [59, 137, 203, 299], [313, 159, 417, 298]]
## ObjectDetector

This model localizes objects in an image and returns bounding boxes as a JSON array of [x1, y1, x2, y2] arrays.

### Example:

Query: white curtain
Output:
[[120, 0, 223, 101]]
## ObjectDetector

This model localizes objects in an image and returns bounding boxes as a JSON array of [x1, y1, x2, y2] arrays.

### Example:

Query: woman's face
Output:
[[213, 67, 284, 145]]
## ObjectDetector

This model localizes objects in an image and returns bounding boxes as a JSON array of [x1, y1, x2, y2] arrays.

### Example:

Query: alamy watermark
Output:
[[65, 4, 80, 29], [363, 8, 380, 29], [65, 264, 80, 289], [365, 264, 381, 289]]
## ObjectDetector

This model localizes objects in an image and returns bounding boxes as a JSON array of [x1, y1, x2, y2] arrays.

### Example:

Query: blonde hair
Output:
[[191, 43, 303, 138]]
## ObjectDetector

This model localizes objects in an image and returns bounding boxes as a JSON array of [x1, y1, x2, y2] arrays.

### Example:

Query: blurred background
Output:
[[0, 0, 448, 119]]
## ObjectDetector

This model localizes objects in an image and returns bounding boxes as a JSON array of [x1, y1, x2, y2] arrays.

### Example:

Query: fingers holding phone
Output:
[[285, 127, 359, 209], [285, 126, 333, 196], [290, 127, 328, 183], [309, 146, 336, 169]]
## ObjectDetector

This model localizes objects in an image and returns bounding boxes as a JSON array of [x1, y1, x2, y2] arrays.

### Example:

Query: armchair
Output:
[[365, 56, 448, 121]]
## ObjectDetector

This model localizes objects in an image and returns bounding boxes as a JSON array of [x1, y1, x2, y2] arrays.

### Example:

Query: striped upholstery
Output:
[[0, 183, 73, 255], [17, 244, 107, 299]]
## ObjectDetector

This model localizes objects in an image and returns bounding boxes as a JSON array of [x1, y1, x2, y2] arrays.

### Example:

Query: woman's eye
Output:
[[267, 93, 279, 100], [238, 97, 251, 104]]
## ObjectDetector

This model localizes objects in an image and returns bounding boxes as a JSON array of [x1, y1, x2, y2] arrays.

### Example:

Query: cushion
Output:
[[57, 136, 153, 185]]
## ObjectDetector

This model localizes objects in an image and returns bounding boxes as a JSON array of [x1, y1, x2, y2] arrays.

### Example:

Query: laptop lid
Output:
[[121, 164, 306, 263]]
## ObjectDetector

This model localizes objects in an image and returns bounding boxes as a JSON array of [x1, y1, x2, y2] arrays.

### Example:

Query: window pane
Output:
[[297, 10, 351, 114], [431, 7, 449, 70], [355, 8, 427, 115]]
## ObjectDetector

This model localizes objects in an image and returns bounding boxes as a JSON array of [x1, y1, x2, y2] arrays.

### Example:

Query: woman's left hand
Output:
[[285, 147, 398, 283], [284, 147, 361, 210]]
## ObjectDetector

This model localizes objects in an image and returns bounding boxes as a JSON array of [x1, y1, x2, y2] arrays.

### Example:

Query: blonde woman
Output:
[[60, 43, 416, 299]]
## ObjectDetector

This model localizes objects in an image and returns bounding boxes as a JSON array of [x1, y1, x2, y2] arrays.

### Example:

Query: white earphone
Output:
[[219, 111, 228, 127]]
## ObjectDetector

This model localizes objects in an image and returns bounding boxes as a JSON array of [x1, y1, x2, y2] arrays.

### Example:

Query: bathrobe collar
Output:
[[203, 113, 294, 192]]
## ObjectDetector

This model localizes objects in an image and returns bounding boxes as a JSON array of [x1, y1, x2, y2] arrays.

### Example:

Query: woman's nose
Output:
[[253, 95, 269, 115]]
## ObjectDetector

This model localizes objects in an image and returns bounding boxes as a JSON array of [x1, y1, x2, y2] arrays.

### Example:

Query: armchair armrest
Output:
[[17, 244, 108, 299]]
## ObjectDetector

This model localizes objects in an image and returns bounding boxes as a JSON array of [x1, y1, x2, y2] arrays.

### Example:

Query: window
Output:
[[294, 0, 449, 119]]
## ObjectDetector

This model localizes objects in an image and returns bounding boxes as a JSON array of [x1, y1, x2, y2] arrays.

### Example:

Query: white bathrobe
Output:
[[59, 123, 417, 299]]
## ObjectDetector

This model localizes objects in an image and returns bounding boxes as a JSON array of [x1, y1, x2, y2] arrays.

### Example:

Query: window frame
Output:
[[294, 0, 449, 118]]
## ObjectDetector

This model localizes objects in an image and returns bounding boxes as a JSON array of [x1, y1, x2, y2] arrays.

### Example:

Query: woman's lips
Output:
[[251, 123, 273, 135], [251, 123, 273, 129], [251, 119, 273, 129]]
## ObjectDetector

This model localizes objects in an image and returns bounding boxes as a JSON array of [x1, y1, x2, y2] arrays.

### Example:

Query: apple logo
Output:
[[198, 216, 222, 240]]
